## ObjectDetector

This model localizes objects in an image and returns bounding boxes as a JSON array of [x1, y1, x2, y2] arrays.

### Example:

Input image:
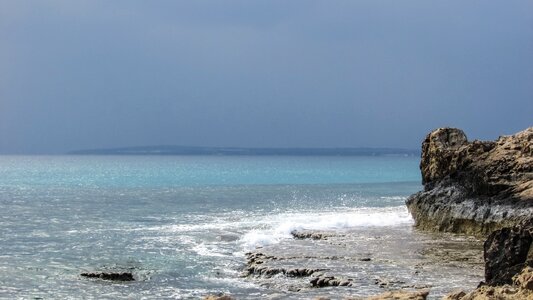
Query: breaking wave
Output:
[[240, 206, 413, 251]]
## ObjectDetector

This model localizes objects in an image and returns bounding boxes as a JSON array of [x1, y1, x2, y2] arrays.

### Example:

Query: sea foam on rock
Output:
[[406, 127, 533, 236]]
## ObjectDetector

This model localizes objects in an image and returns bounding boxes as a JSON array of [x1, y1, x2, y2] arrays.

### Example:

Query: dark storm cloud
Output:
[[1, 0, 532, 153]]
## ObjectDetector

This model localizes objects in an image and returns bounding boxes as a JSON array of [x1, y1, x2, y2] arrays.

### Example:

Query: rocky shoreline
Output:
[[234, 226, 483, 299], [406, 127, 533, 299], [203, 127, 533, 299], [253, 126, 531, 299]]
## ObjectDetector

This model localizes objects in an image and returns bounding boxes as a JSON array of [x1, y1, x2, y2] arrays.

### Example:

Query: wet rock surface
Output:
[[80, 272, 134, 281], [291, 230, 336, 240], [406, 127, 533, 235]]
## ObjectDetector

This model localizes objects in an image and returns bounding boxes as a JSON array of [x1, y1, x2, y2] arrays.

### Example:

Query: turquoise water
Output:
[[0, 155, 421, 299], [0, 156, 419, 187]]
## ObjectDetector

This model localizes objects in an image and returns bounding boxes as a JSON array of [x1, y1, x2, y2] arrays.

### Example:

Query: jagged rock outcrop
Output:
[[406, 127, 533, 235]]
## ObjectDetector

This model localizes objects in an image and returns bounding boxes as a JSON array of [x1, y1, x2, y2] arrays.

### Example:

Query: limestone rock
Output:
[[442, 290, 466, 300], [447, 267, 533, 299], [407, 127, 533, 235], [420, 127, 468, 186]]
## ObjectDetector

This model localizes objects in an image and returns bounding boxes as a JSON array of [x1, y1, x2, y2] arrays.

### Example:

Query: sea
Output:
[[0, 155, 483, 299]]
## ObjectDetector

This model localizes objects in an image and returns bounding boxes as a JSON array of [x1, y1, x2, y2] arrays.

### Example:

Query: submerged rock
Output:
[[80, 272, 134, 281], [406, 127, 533, 235], [291, 230, 335, 240]]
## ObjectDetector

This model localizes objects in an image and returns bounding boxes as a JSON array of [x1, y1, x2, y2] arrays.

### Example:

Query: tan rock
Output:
[[420, 127, 468, 185], [514, 267, 533, 291], [450, 267, 533, 300], [442, 290, 466, 300]]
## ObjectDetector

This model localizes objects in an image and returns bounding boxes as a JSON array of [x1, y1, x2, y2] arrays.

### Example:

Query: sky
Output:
[[1, 1, 532, 154]]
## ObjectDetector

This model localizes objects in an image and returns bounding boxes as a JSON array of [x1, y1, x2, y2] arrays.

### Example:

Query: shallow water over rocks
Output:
[[242, 226, 483, 299]]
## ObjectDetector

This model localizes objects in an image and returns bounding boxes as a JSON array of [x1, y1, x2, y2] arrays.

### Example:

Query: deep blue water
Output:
[[0, 155, 421, 299]]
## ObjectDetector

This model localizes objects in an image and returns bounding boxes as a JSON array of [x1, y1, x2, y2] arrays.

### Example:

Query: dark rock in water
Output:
[[245, 264, 321, 278], [406, 127, 533, 235], [484, 220, 533, 286], [242, 252, 323, 278], [291, 230, 334, 240], [81, 272, 134, 281], [310, 275, 354, 288]]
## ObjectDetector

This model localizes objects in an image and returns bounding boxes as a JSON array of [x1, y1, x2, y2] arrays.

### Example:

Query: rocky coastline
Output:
[[204, 127, 533, 299], [407, 126, 533, 299]]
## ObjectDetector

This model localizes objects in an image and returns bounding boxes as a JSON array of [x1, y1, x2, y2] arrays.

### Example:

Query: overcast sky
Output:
[[1, 1, 532, 154]]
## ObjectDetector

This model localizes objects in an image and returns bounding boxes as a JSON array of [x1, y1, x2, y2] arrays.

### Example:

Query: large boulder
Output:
[[406, 127, 533, 235]]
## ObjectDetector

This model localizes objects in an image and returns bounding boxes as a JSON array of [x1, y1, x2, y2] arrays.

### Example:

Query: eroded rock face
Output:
[[484, 221, 533, 286], [407, 127, 533, 235], [420, 128, 469, 186]]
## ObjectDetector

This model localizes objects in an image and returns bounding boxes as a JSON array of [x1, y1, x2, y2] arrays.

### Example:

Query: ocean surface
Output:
[[0, 156, 482, 299]]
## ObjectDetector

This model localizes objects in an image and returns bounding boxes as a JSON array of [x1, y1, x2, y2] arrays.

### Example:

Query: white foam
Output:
[[239, 206, 413, 251], [380, 196, 407, 200], [191, 243, 227, 257]]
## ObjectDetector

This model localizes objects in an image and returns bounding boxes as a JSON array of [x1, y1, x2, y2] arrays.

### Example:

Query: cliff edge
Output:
[[406, 127, 533, 235]]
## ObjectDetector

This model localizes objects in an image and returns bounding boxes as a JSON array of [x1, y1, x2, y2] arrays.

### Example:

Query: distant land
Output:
[[68, 145, 420, 156]]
